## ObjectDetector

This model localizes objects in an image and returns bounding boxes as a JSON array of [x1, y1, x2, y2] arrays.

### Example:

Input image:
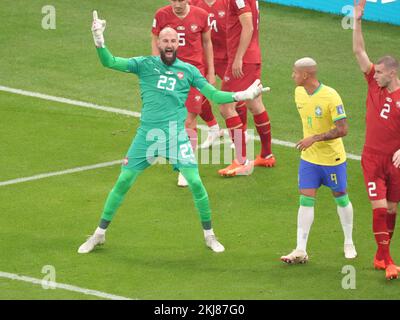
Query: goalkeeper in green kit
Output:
[[78, 11, 270, 254]]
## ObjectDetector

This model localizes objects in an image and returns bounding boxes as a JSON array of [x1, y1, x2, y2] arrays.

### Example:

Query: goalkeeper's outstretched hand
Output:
[[92, 10, 106, 48], [233, 79, 270, 102]]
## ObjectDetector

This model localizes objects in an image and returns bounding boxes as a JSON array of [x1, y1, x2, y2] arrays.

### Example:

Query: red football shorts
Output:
[[221, 63, 261, 92], [361, 148, 400, 202], [186, 87, 204, 114], [200, 61, 229, 114], [214, 60, 228, 80], [185, 65, 206, 114]]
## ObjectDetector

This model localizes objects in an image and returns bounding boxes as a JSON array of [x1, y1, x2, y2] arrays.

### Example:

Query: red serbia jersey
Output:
[[226, 0, 261, 64], [364, 64, 400, 155], [190, 0, 228, 61], [152, 5, 210, 68]]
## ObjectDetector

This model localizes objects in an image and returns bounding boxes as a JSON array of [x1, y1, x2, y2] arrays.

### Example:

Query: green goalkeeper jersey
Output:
[[96, 47, 235, 129]]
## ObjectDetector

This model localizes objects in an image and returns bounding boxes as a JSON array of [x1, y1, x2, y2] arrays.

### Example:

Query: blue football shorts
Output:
[[298, 159, 347, 192]]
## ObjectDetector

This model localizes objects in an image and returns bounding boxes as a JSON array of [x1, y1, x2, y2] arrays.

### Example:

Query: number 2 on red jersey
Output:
[[380, 103, 390, 120]]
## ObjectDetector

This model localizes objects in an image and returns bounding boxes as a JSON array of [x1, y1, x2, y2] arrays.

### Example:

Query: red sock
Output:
[[186, 127, 198, 152], [253, 111, 272, 158], [387, 211, 397, 240], [199, 99, 217, 127], [235, 102, 247, 131], [373, 208, 393, 265], [225, 116, 246, 164]]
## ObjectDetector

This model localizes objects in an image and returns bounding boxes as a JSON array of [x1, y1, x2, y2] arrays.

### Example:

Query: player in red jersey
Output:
[[191, 0, 248, 149], [151, 0, 217, 186], [353, 0, 400, 280], [218, 0, 275, 177]]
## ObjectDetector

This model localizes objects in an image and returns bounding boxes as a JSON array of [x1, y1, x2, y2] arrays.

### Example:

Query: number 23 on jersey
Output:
[[157, 75, 176, 91]]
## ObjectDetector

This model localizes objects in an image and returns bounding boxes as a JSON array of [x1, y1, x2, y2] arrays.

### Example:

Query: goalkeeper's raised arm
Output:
[[91, 11, 270, 104], [91, 10, 131, 72]]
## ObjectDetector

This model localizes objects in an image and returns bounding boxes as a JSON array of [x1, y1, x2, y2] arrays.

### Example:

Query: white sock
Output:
[[296, 206, 314, 252], [204, 228, 215, 238], [95, 227, 106, 236], [208, 123, 221, 136], [209, 123, 219, 132], [337, 202, 354, 245]]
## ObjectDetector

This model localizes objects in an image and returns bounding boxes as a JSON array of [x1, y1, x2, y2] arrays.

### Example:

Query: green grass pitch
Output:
[[0, 0, 399, 299]]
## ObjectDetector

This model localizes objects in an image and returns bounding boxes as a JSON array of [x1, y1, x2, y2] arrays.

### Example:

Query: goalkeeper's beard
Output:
[[159, 48, 177, 66]]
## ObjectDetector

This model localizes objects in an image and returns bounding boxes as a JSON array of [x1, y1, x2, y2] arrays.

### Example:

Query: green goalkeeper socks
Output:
[[100, 168, 142, 227], [98, 167, 212, 231], [179, 167, 212, 230]]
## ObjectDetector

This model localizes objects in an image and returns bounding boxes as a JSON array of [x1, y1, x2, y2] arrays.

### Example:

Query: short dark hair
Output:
[[376, 55, 399, 72]]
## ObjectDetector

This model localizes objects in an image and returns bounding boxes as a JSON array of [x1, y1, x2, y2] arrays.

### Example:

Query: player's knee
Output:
[[188, 178, 202, 191], [300, 195, 315, 207], [335, 194, 351, 207], [185, 113, 197, 128], [114, 170, 137, 192], [387, 201, 398, 214], [114, 178, 131, 193], [247, 97, 265, 114], [185, 118, 195, 128], [219, 104, 236, 119], [188, 178, 206, 196]]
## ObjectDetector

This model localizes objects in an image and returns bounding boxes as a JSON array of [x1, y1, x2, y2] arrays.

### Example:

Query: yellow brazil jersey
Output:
[[295, 84, 347, 166]]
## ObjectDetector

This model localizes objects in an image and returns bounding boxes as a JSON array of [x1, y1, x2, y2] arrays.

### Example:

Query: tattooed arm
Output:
[[296, 118, 348, 151]]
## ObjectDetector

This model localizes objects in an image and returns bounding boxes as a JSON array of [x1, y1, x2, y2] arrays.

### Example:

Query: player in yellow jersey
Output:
[[281, 57, 357, 264]]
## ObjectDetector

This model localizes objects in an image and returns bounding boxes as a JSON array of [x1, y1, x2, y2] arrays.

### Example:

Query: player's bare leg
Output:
[[281, 189, 315, 264], [218, 102, 253, 176], [246, 96, 275, 167]]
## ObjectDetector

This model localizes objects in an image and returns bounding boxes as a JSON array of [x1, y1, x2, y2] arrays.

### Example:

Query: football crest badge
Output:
[[315, 106, 323, 117]]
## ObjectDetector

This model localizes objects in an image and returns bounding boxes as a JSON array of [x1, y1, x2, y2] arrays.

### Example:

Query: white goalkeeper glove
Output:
[[233, 79, 270, 102], [92, 10, 106, 48]]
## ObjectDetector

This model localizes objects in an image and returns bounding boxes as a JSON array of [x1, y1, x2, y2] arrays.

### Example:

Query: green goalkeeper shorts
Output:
[[122, 125, 197, 171]]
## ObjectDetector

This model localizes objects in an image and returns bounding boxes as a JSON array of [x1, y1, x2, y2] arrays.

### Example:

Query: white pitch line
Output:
[[0, 160, 122, 187], [0, 85, 140, 118], [0, 85, 362, 161], [0, 271, 133, 300]]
